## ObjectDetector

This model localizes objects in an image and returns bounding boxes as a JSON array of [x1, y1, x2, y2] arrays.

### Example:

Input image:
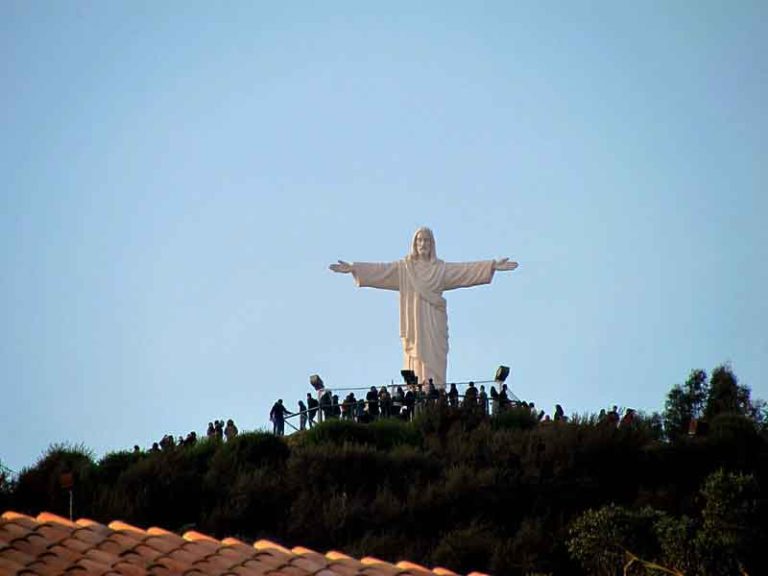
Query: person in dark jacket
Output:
[[306, 393, 319, 428], [298, 400, 308, 430], [270, 399, 290, 436], [448, 383, 459, 408], [366, 386, 379, 418], [464, 381, 478, 406]]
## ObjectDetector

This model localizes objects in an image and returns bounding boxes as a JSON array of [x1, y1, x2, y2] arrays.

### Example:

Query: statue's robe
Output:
[[351, 258, 495, 387]]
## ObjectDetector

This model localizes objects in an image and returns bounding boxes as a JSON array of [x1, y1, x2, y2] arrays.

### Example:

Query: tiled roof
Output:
[[0, 511, 489, 576]]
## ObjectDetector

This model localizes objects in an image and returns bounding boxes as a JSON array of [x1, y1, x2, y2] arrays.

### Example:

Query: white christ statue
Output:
[[329, 227, 518, 388]]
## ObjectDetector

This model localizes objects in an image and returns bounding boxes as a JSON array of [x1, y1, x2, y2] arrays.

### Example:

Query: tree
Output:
[[664, 369, 707, 441], [567, 470, 760, 576], [704, 365, 751, 421], [695, 469, 759, 575]]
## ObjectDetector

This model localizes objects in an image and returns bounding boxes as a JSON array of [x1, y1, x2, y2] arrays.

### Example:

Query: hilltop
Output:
[[2, 365, 766, 575]]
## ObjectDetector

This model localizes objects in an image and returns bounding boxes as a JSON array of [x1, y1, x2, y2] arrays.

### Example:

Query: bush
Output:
[[491, 407, 539, 432], [432, 523, 496, 574], [302, 418, 419, 451], [13, 443, 95, 518], [567, 504, 662, 576]]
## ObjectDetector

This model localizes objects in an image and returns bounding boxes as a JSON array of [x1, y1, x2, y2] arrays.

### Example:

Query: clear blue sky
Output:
[[2, 1, 766, 473]]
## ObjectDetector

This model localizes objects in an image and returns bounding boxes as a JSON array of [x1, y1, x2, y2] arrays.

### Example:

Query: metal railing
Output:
[[278, 379, 523, 433]]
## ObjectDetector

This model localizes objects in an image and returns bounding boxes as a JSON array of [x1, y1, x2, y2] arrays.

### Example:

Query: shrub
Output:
[[302, 418, 419, 451], [13, 443, 95, 518], [491, 407, 539, 432], [432, 522, 496, 575]]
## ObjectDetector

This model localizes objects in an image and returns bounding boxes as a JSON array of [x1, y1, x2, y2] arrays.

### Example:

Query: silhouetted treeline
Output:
[[3, 365, 767, 575]]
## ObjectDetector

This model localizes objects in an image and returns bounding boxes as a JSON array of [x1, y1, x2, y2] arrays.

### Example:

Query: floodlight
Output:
[[495, 365, 510, 383], [309, 374, 324, 391], [400, 370, 418, 386]]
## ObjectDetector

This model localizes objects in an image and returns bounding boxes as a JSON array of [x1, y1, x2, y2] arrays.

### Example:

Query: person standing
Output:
[[366, 386, 379, 419], [464, 381, 478, 406], [479, 385, 488, 414], [307, 393, 319, 428], [224, 419, 238, 441], [448, 382, 459, 408], [379, 386, 392, 418], [298, 400, 307, 430], [270, 399, 290, 436]]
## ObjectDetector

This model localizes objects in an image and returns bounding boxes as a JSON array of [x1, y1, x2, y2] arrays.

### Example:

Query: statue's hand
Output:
[[494, 257, 518, 271], [329, 260, 353, 274]]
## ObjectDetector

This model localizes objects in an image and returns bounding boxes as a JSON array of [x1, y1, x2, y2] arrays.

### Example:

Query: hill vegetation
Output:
[[3, 365, 766, 575]]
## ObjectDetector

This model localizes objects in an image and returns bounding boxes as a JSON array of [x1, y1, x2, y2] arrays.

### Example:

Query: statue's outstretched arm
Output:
[[329, 260, 353, 273], [493, 257, 519, 271]]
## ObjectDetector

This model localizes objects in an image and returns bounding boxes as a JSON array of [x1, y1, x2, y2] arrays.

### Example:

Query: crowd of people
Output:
[[268, 379, 547, 435], [133, 384, 640, 447], [267, 379, 641, 436], [140, 418, 240, 453]]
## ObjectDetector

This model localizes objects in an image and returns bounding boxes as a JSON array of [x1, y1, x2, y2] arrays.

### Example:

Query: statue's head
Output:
[[409, 227, 436, 261]]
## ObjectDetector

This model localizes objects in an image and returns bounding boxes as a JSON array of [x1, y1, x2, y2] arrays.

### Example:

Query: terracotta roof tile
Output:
[[182, 540, 221, 559], [183, 530, 220, 544], [192, 559, 234, 574], [325, 561, 367, 576], [166, 546, 204, 565], [224, 567, 267, 576], [8, 534, 49, 557], [37, 512, 77, 527], [239, 562, 272, 575], [326, 550, 354, 561], [218, 547, 258, 565], [93, 538, 125, 556], [360, 567, 403, 576], [2, 545, 38, 566], [207, 552, 244, 568], [83, 547, 120, 566], [0, 554, 27, 574], [28, 550, 75, 572], [107, 521, 145, 535], [222, 538, 257, 554], [1, 519, 36, 540], [72, 526, 111, 546], [149, 555, 192, 573], [396, 561, 434, 574], [2, 511, 35, 523], [1, 511, 487, 576], [360, 557, 406, 576], [49, 543, 86, 564], [252, 539, 293, 556], [77, 556, 116, 574], [144, 534, 186, 554], [250, 550, 290, 570], [133, 543, 166, 562], [108, 532, 144, 549], [113, 549, 144, 567], [64, 536, 97, 554], [111, 560, 148, 576], [287, 554, 329, 573], [76, 518, 108, 529], [59, 565, 89, 574]]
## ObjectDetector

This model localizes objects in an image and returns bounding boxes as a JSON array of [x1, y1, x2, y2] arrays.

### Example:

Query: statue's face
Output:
[[415, 231, 432, 258]]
